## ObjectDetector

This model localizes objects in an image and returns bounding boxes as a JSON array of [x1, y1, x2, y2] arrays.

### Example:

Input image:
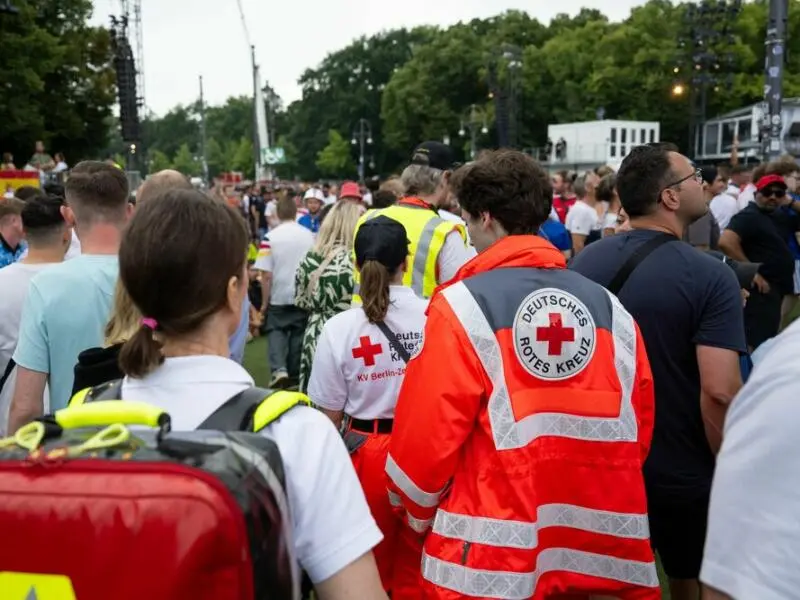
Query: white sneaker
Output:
[[269, 370, 289, 389]]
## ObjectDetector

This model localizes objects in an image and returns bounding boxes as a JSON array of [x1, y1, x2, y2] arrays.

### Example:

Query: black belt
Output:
[[350, 418, 393, 434]]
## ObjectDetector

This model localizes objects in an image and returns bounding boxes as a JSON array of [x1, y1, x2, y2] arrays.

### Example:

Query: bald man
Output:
[[136, 170, 193, 205]]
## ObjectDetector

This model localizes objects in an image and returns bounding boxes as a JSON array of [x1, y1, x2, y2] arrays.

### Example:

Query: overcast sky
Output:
[[90, 0, 647, 116]]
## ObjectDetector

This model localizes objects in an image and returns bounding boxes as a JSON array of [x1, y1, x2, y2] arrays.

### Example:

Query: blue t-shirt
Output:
[[0, 237, 26, 269], [538, 219, 572, 252], [297, 213, 321, 235], [570, 230, 746, 498], [13, 255, 118, 410]]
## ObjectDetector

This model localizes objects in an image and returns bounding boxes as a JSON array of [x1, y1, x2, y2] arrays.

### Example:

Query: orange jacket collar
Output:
[[398, 196, 437, 211], [433, 235, 567, 299]]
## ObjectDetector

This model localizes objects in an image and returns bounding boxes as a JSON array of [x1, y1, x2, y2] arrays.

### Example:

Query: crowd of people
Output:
[[0, 138, 798, 600]]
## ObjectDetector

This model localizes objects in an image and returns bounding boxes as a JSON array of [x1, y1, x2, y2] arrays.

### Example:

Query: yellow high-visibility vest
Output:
[[352, 199, 466, 304]]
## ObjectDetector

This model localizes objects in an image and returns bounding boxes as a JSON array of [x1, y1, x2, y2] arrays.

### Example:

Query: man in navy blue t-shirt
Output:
[[570, 143, 745, 600]]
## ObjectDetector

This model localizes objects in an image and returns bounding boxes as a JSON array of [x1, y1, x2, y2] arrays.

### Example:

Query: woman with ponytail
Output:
[[308, 215, 428, 595], [93, 189, 386, 600]]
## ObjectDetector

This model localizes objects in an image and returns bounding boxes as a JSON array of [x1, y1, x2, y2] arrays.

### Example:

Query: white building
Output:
[[694, 98, 800, 162], [543, 119, 661, 171]]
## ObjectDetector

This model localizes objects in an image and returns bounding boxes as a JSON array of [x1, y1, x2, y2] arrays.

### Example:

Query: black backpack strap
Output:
[[69, 379, 124, 406], [198, 387, 310, 432], [376, 321, 411, 364], [0, 358, 15, 395], [606, 233, 678, 295]]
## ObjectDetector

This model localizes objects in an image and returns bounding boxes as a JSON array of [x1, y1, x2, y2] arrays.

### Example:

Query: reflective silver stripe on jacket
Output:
[[388, 490, 402, 507], [410, 217, 447, 296], [432, 504, 649, 552], [385, 453, 444, 508], [407, 513, 434, 533], [439, 282, 638, 449], [421, 547, 659, 599]]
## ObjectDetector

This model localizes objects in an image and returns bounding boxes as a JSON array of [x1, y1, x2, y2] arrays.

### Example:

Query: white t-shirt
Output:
[[726, 182, 741, 199], [0, 262, 53, 376], [701, 319, 800, 599], [119, 355, 383, 584], [309, 287, 427, 419], [323, 194, 337, 206], [438, 230, 474, 284], [710, 193, 740, 230], [439, 209, 477, 259], [737, 183, 756, 211], [565, 200, 599, 236], [254, 221, 314, 306], [265, 200, 278, 228]]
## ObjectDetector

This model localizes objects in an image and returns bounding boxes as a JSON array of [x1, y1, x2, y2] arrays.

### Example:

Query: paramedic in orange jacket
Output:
[[386, 150, 659, 600]]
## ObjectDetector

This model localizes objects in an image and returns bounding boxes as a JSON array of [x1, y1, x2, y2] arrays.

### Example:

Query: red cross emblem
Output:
[[536, 313, 575, 355], [352, 335, 383, 366]]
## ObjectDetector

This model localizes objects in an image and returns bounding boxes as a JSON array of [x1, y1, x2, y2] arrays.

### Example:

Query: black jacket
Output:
[[72, 343, 124, 396]]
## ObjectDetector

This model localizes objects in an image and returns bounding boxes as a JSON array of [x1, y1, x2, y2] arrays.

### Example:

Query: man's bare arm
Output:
[[718, 230, 748, 263], [697, 345, 742, 454], [8, 367, 47, 434], [571, 233, 587, 254]]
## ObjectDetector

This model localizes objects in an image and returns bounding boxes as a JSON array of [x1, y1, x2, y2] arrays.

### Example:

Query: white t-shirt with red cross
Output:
[[308, 286, 427, 420]]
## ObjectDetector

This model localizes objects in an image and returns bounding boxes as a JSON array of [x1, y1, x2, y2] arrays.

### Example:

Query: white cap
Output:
[[303, 188, 325, 202]]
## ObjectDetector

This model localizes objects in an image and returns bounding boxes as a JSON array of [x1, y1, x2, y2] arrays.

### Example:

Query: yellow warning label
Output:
[[0, 572, 76, 600]]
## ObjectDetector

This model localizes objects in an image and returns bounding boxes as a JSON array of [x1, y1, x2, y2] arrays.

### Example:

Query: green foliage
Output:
[[141, 0, 800, 179], [171, 143, 199, 176], [0, 0, 116, 163], [231, 137, 255, 178], [149, 149, 172, 173], [316, 130, 355, 177]]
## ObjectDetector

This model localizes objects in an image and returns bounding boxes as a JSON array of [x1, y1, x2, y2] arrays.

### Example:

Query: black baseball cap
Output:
[[410, 141, 460, 171], [706, 250, 761, 289], [355, 216, 409, 271]]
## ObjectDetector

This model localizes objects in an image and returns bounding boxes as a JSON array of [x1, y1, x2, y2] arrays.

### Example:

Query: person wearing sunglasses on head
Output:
[[720, 174, 800, 351]]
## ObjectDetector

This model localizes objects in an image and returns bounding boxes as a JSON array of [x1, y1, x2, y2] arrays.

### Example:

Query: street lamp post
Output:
[[459, 104, 489, 160], [351, 118, 373, 183], [764, 0, 788, 160]]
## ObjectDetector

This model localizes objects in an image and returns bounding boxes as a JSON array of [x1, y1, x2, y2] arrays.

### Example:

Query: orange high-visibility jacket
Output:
[[386, 235, 659, 600]]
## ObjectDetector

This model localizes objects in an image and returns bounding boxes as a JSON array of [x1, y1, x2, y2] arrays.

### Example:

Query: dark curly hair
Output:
[[449, 150, 551, 234]]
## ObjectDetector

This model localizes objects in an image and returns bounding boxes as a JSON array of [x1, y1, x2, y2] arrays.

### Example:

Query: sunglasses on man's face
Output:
[[761, 188, 787, 199]]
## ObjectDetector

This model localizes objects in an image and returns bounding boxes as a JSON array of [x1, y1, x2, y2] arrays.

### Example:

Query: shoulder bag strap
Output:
[[606, 233, 679, 296], [70, 379, 125, 406], [375, 321, 411, 364], [296, 248, 341, 307], [198, 387, 310, 432], [0, 358, 15, 395]]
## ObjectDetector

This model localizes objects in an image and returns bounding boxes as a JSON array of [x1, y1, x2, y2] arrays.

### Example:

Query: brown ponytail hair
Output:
[[360, 260, 393, 324], [118, 188, 249, 378]]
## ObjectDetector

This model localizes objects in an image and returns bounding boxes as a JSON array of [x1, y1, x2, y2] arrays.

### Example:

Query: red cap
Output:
[[755, 174, 787, 191], [340, 181, 362, 200]]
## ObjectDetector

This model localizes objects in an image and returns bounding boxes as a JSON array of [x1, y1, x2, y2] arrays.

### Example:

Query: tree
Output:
[[316, 130, 355, 177], [231, 137, 255, 178], [206, 138, 227, 179], [149, 149, 171, 173], [171, 143, 199, 176], [0, 0, 116, 163]]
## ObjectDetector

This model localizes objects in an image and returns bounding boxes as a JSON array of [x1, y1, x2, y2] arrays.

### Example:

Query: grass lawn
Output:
[[242, 336, 673, 597], [243, 335, 270, 387]]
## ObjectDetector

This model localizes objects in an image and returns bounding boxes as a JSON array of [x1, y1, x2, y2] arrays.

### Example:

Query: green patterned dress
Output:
[[294, 246, 354, 392]]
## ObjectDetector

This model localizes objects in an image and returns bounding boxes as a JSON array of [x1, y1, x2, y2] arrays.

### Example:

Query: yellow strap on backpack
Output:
[[252, 390, 310, 432]]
